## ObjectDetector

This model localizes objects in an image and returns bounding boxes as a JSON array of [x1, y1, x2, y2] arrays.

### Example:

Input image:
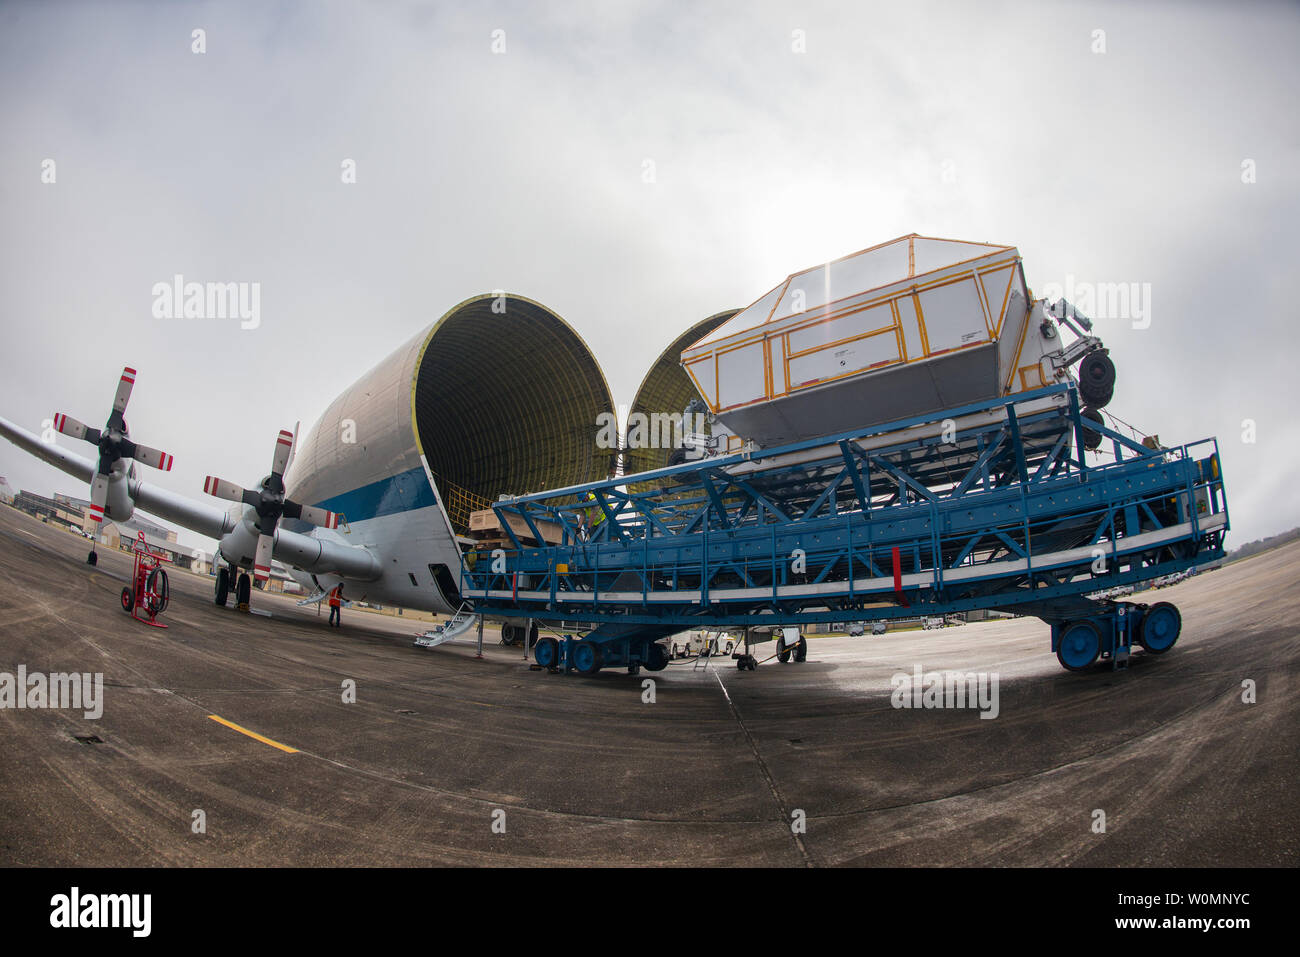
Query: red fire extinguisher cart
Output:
[[120, 530, 171, 628]]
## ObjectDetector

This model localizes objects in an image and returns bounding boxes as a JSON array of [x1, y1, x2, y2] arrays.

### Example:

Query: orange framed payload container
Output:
[[681, 235, 1044, 448]]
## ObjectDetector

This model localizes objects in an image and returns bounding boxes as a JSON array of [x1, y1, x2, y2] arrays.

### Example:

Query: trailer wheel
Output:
[[572, 641, 602, 675], [1057, 620, 1101, 671], [120, 587, 134, 613], [794, 636, 808, 662], [215, 567, 230, 606], [645, 643, 669, 672], [1137, 602, 1181, 653], [534, 636, 560, 669]]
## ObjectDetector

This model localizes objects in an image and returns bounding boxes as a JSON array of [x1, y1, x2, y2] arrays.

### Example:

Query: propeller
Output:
[[203, 429, 339, 587], [53, 366, 174, 533]]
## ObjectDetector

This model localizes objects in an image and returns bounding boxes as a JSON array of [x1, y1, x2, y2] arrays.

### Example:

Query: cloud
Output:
[[1, 0, 1297, 550]]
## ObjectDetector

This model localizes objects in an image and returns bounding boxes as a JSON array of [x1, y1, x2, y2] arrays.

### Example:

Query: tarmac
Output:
[[0, 503, 1295, 866]]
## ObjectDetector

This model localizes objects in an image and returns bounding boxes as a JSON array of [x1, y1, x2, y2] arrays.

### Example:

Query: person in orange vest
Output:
[[328, 583, 344, 627]]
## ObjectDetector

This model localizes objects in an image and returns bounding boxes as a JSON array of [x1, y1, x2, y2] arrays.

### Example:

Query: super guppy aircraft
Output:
[[1, 235, 1229, 673], [1, 290, 624, 615]]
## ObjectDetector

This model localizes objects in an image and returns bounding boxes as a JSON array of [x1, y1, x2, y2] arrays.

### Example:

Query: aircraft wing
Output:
[[1, 415, 380, 580], [0, 415, 96, 485]]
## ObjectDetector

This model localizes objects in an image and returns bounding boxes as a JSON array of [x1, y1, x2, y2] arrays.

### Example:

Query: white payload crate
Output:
[[681, 235, 1049, 448]]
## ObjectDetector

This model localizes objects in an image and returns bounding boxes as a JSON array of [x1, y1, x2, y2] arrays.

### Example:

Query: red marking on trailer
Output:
[[891, 545, 909, 607]]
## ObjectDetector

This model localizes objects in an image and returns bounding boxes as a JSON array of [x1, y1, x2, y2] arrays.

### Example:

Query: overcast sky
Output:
[[1, 0, 1297, 555]]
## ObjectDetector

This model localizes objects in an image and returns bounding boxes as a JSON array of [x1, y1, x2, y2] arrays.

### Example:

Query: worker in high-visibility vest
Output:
[[328, 583, 344, 627], [579, 491, 605, 541]]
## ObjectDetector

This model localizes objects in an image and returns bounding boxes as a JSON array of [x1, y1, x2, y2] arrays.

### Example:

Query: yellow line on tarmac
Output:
[[207, 714, 299, 754]]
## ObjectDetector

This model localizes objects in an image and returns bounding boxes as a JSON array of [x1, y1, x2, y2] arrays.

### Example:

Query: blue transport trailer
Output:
[[461, 382, 1227, 675]]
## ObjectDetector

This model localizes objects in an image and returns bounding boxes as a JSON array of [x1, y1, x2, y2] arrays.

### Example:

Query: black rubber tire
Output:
[[236, 572, 251, 607], [87, 550, 97, 566], [534, 636, 560, 669], [215, 567, 230, 606], [1078, 351, 1116, 407], [1137, 602, 1182, 654], [1057, 620, 1101, 672], [528, 621, 539, 649], [1080, 406, 1105, 451], [645, 643, 669, 672], [120, 586, 134, 613], [667, 447, 689, 467], [794, 636, 808, 662], [777, 647, 791, 663], [573, 641, 603, 675], [146, 568, 169, 615]]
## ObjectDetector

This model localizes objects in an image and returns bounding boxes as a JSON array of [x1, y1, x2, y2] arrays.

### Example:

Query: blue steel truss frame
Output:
[[461, 384, 1228, 644]]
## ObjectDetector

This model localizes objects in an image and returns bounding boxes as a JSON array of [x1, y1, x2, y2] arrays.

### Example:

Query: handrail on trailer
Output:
[[459, 385, 1227, 674]]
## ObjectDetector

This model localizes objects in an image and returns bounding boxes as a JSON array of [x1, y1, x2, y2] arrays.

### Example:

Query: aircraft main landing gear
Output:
[[777, 634, 808, 663], [236, 571, 251, 611]]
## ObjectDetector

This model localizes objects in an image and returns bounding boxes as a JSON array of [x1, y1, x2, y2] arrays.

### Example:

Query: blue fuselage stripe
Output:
[[311, 466, 437, 523]]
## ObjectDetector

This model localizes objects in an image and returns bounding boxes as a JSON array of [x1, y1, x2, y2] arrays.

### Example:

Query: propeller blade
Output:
[[53, 413, 101, 445], [112, 367, 137, 415], [252, 534, 275, 586], [286, 420, 301, 473], [294, 503, 339, 530], [203, 476, 246, 503], [84, 473, 110, 533], [130, 442, 174, 471], [270, 429, 294, 478]]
